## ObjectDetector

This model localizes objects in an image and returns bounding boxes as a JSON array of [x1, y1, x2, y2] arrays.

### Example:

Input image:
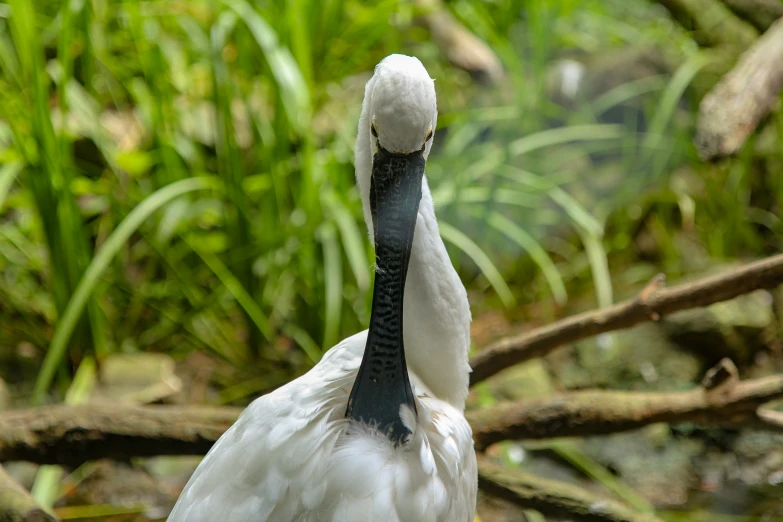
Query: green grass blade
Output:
[[325, 193, 370, 291], [319, 222, 342, 350], [30, 467, 62, 510], [582, 231, 613, 308], [549, 440, 654, 514], [549, 187, 604, 237], [63, 356, 97, 404], [32, 357, 96, 509], [221, 0, 311, 131], [549, 188, 612, 307], [0, 18, 21, 86], [0, 161, 21, 212], [182, 234, 274, 344], [509, 124, 623, 157], [283, 324, 321, 364], [486, 212, 567, 305], [439, 221, 515, 308], [589, 74, 666, 116], [7, 0, 35, 74], [285, 0, 313, 87], [644, 53, 712, 152], [210, 10, 259, 352], [33, 177, 220, 403]]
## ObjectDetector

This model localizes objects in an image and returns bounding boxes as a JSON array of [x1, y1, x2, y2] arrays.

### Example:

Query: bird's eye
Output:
[[425, 129, 433, 142], [371, 124, 378, 138]]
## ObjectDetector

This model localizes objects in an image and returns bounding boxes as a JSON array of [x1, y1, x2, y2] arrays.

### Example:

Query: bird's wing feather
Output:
[[419, 396, 478, 522], [167, 332, 366, 522]]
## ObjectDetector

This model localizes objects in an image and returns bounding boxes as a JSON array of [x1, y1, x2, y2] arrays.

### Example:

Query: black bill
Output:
[[346, 144, 426, 445]]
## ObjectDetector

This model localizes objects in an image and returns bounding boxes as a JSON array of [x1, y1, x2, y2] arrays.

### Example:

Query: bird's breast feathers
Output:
[[168, 331, 477, 522]]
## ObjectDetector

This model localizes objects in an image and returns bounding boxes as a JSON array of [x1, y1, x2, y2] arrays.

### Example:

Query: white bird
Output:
[[168, 54, 477, 522]]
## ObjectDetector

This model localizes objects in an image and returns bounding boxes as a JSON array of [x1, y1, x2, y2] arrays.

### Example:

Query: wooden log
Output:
[[695, 17, 783, 160], [478, 458, 663, 522], [470, 254, 783, 386], [721, 0, 783, 32], [469, 359, 783, 450], [656, 0, 757, 48]]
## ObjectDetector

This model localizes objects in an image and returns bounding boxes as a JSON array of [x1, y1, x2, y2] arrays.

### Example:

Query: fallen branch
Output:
[[655, 0, 757, 48], [720, 0, 783, 32], [1, 362, 780, 521], [413, 0, 503, 84], [0, 408, 662, 521], [469, 253, 783, 386], [0, 405, 666, 522], [0, 404, 241, 467], [756, 405, 783, 429], [469, 359, 783, 450], [478, 458, 663, 522], [695, 16, 783, 160], [0, 463, 57, 522], [2, 361, 782, 462]]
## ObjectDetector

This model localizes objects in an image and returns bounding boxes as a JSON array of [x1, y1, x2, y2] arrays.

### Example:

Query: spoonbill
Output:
[[168, 54, 477, 522]]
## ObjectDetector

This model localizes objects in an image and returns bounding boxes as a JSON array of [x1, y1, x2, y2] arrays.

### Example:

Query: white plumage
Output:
[[168, 54, 477, 522]]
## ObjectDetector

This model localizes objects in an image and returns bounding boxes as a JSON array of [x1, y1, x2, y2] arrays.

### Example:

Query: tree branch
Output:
[[478, 458, 663, 522], [695, 16, 783, 160], [1, 364, 781, 520], [2, 361, 782, 462], [4, 255, 783, 517], [720, 0, 783, 32], [655, 0, 757, 48], [0, 463, 57, 522], [469, 359, 783, 450], [469, 253, 783, 386], [413, 0, 503, 84], [0, 404, 241, 467]]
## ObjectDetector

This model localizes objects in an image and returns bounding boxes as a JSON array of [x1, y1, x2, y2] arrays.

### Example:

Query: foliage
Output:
[[0, 0, 781, 406]]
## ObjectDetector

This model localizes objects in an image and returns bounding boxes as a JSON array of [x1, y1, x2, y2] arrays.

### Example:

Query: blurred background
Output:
[[1, 0, 783, 520]]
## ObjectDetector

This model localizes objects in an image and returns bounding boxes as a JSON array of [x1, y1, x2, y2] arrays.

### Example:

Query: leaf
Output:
[[486, 212, 567, 305], [32, 357, 97, 509], [549, 187, 604, 237], [548, 440, 654, 514], [33, 177, 221, 403], [509, 124, 624, 157], [644, 53, 712, 153], [318, 222, 342, 350], [324, 192, 370, 291], [183, 234, 274, 343], [439, 221, 515, 308], [221, 0, 311, 131], [582, 231, 613, 309], [0, 161, 21, 213]]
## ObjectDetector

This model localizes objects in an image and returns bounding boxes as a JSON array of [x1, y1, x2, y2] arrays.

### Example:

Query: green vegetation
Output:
[[1, 0, 781, 397], [1, 0, 782, 517]]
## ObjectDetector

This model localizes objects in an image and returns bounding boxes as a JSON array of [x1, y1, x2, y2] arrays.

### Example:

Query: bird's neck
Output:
[[354, 97, 471, 411], [346, 158, 421, 443], [346, 240, 418, 441], [402, 183, 472, 408], [356, 183, 472, 410]]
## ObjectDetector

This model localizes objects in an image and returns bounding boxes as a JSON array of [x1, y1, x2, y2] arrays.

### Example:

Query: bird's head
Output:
[[368, 54, 436, 156], [355, 54, 437, 241]]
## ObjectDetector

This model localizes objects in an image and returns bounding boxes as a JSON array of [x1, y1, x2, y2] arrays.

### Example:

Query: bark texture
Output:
[[478, 458, 663, 522], [470, 254, 783, 385], [720, 0, 783, 32], [469, 359, 783, 450], [695, 17, 783, 160]]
